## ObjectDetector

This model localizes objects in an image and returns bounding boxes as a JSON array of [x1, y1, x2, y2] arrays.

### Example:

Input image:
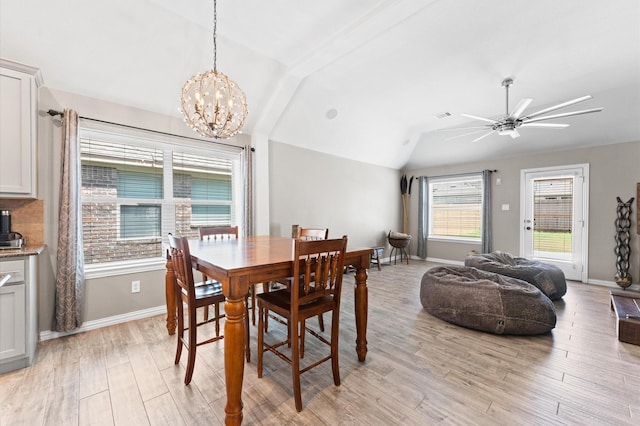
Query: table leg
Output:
[[165, 254, 176, 335], [354, 263, 369, 362], [224, 282, 248, 426]]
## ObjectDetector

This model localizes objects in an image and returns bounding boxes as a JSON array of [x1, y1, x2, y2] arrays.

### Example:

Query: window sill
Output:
[[84, 257, 166, 280], [428, 237, 481, 244]]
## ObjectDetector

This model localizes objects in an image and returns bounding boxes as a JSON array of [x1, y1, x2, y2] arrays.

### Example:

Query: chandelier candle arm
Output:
[[180, 0, 248, 139]]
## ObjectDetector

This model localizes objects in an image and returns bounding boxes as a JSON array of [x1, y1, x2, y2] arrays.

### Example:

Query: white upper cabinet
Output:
[[0, 59, 42, 198]]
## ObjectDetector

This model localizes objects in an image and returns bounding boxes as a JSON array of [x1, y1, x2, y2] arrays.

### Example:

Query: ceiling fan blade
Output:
[[523, 95, 593, 120], [438, 125, 491, 131], [507, 98, 533, 121], [461, 113, 498, 124], [472, 130, 496, 142], [520, 122, 569, 128], [522, 107, 604, 124], [509, 128, 520, 139], [444, 129, 491, 141]]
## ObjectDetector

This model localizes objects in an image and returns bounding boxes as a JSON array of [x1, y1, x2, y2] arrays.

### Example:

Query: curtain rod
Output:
[[46, 109, 245, 151], [418, 169, 497, 179]]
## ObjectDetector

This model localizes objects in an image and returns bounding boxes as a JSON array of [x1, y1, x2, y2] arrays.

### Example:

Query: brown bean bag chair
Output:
[[464, 252, 567, 300], [420, 265, 556, 335]]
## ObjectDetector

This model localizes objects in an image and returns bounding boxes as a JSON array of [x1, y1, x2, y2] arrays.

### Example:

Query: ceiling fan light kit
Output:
[[448, 77, 603, 142]]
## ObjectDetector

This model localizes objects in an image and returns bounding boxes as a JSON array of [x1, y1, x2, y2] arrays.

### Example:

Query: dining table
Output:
[[164, 235, 373, 426]]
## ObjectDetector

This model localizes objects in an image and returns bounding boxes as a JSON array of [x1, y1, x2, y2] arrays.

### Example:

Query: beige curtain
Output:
[[241, 145, 254, 237], [53, 109, 84, 331]]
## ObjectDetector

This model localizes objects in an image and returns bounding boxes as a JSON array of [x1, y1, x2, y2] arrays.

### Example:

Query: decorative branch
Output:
[[400, 174, 412, 234]]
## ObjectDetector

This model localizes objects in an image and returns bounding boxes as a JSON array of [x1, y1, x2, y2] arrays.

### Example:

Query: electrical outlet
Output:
[[131, 280, 141, 293]]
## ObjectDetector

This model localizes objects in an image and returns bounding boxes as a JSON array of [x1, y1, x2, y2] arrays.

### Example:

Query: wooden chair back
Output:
[[199, 226, 239, 241], [292, 236, 347, 311], [168, 234, 197, 302], [297, 227, 329, 240]]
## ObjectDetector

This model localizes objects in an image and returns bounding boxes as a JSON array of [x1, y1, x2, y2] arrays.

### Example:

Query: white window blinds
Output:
[[428, 174, 483, 241]]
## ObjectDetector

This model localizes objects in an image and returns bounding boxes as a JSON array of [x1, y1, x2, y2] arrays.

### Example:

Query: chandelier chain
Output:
[[213, 0, 217, 72]]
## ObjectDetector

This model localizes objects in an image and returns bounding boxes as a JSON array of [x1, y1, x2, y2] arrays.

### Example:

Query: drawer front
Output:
[[0, 259, 25, 283]]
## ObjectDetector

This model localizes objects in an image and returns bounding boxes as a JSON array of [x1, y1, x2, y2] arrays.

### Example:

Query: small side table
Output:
[[610, 290, 640, 345], [371, 246, 384, 271]]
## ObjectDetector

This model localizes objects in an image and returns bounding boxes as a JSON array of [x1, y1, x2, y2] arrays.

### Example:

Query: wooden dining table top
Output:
[[188, 235, 373, 282]]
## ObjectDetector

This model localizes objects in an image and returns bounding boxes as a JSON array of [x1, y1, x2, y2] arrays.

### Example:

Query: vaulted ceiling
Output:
[[2, 0, 639, 170]]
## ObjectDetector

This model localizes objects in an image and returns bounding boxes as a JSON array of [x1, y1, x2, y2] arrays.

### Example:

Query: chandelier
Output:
[[181, 0, 248, 139]]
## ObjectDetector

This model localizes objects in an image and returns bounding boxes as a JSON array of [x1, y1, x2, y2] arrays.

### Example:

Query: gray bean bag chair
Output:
[[420, 266, 557, 335], [464, 252, 567, 300]]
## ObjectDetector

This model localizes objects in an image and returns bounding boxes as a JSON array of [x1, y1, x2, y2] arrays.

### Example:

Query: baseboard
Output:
[[587, 278, 640, 292], [39, 305, 167, 341], [424, 256, 464, 266]]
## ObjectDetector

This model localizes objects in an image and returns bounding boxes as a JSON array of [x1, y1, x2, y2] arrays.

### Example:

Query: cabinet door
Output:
[[0, 67, 35, 196], [0, 283, 26, 360]]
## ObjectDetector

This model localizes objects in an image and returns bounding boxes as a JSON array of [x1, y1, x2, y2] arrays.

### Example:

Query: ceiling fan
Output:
[[444, 77, 603, 142]]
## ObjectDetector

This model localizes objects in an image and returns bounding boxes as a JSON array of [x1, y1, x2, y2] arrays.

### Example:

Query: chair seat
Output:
[[193, 280, 224, 299], [257, 289, 334, 318]]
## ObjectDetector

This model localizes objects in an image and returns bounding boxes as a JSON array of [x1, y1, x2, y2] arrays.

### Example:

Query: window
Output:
[[173, 151, 234, 234], [532, 177, 573, 255], [80, 127, 240, 270], [428, 174, 483, 241]]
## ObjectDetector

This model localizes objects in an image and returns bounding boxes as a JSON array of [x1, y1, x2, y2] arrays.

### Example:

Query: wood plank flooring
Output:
[[2, 261, 639, 425]]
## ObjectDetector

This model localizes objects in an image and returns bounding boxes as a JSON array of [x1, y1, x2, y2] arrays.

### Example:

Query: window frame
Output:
[[427, 173, 484, 243], [79, 125, 242, 279]]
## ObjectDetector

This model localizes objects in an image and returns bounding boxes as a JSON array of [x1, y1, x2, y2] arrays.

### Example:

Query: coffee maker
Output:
[[0, 210, 24, 249]]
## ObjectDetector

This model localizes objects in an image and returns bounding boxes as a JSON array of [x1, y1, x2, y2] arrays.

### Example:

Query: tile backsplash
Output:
[[0, 199, 44, 247]]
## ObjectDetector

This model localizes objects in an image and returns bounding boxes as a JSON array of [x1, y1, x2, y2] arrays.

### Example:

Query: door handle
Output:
[[526, 226, 532, 230]]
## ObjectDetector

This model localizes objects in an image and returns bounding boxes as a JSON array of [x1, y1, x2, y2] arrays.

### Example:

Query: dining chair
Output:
[[198, 226, 239, 241], [198, 226, 264, 362], [168, 234, 230, 384], [256, 236, 348, 412], [270, 227, 329, 334], [297, 228, 329, 331], [198, 226, 238, 330], [198, 226, 265, 329]]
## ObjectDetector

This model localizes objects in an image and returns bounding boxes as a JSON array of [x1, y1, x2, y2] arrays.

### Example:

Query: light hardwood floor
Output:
[[2, 261, 639, 425]]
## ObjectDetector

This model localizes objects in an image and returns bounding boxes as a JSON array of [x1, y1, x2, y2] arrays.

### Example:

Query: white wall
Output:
[[406, 140, 640, 286], [268, 141, 402, 249]]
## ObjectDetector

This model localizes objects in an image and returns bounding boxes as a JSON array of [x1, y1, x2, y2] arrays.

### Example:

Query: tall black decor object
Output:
[[614, 197, 634, 289]]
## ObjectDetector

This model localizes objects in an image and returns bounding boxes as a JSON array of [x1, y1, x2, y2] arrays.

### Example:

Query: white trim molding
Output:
[[424, 256, 464, 266], [40, 305, 167, 341], [587, 278, 640, 292]]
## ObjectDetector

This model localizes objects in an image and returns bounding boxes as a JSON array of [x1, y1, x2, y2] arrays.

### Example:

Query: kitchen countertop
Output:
[[0, 245, 46, 259]]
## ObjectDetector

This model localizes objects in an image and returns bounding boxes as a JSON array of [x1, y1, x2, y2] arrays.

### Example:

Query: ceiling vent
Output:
[[434, 112, 452, 119]]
